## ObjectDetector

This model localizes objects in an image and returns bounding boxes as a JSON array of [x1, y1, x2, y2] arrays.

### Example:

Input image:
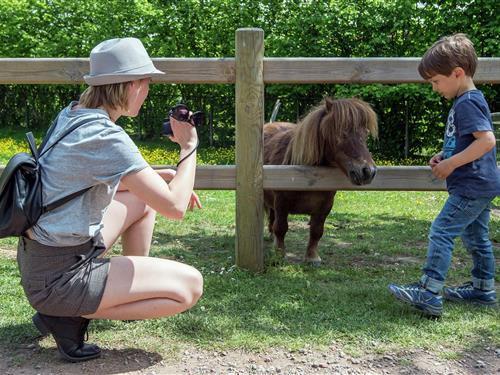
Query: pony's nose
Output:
[[349, 165, 377, 185], [363, 165, 377, 181]]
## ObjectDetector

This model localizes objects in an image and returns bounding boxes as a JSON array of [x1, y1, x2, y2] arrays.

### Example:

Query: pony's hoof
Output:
[[305, 257, 322, 267], [274, 248, 286, 258], [272, 241, 286, 258]]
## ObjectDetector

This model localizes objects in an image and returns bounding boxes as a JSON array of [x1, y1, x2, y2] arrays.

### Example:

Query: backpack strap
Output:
[[39, 114, 91, 158], [41, 186, 92, 214], [29, 111, 97, 214], [36, 112, 61, 156], [26, 132, 39, 161]]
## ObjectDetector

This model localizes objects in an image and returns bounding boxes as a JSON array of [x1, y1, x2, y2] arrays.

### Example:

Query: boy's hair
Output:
[[79, 81, 131, 111], [418, 33, 478, 79]]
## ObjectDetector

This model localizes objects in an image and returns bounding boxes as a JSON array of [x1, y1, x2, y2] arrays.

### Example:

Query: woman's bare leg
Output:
[[101, 191, 157, 256], [84, 256, 203, 320], [91, 188, 203, 320]]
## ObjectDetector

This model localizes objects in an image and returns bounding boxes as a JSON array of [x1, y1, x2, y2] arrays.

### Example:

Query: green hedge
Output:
[[0, 0, 498, 160]]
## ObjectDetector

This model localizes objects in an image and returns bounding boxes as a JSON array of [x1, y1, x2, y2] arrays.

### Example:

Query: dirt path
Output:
[[1, 343, 499, 374]]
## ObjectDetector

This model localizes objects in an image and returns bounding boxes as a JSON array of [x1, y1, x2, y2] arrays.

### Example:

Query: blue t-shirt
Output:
[[442, 90, 500, 198]]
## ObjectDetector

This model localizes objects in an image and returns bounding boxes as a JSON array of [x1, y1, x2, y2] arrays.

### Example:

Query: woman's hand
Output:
[[188, 191, 202, 211], [157, 168, 202, 210], [168, 116, 198, 151]]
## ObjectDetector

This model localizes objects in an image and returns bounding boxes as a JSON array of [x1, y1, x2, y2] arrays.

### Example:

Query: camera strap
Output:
[[176, 139, 199, 168]]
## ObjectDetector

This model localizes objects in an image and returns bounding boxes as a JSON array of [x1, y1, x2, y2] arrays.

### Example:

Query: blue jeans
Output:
[[420, 194, 496, 294]]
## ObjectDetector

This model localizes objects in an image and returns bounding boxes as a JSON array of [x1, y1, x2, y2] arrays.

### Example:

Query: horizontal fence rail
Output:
[[2, 165, 500, 191], [1, 164, 485, 191], [186, 165, 450, 191], [263, 58, 500, 84], [4, 164, 499, 191], [0, 58, 235, 84], [1, 57, 499, 84], [114, 165, 500, 191]]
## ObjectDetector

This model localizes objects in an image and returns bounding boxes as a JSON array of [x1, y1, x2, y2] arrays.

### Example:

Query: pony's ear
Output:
[[325, 97, 334, 112]]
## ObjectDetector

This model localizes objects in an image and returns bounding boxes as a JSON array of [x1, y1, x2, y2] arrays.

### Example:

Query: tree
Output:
[[0, 0, 498, 159]]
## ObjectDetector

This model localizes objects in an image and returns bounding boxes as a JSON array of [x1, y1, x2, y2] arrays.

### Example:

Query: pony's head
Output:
[[287, 97, 378, 185]]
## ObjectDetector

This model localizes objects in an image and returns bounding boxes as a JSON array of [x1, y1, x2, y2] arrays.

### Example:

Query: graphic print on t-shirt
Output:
[[443, 108, 456, 159]]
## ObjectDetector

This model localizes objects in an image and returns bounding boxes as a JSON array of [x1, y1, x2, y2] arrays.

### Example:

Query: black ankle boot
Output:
[[33, 312, 101, 362], [32, 312, 50, 337]]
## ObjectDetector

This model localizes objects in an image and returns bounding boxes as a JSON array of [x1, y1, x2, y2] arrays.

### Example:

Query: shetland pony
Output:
[[264, 97, 378, 265]]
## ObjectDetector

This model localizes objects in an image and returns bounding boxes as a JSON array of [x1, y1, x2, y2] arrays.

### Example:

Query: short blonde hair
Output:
[[79, 81, 131, 110], [418, 33, 478, 79]]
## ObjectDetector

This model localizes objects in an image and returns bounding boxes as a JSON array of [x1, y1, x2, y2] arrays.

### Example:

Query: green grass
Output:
[[1, 190, 499, 359], [0, 127, 499, 359]]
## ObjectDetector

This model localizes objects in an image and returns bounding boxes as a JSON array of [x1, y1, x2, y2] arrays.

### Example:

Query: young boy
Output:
[[388, 33, 500, 317]]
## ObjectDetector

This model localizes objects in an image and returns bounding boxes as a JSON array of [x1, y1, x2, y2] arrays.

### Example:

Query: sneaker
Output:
[[443, 282, 498, 307], [388, 282, 443, 317]]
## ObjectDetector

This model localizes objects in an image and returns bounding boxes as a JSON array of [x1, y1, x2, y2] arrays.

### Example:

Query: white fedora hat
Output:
[[84, 37, 165, 86]]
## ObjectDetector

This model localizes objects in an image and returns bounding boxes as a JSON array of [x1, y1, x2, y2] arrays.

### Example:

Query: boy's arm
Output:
[[431, 130, 497, 179]]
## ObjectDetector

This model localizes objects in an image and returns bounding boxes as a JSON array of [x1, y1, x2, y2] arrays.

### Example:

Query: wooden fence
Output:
[[1, 28, 499, 271]]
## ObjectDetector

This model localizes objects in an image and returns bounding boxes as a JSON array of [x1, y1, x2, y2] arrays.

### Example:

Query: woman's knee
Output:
[[181, 266, 203, 308], [156, 261, 203, 308], [102, 257, 202, 310]]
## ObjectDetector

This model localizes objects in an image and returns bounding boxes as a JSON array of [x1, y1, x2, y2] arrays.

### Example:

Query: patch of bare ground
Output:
[[0, 247, 16, 259], [1, 343, 499, 375]]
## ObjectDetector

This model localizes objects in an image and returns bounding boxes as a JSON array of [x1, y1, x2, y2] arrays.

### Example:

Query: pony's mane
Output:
[[284, 98, 378, 165]]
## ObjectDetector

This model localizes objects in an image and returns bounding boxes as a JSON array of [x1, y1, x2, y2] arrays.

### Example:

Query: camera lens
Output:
[[172, 104, 190, 122], [191, 112, 205, 127], [161, 104, 204, 137]]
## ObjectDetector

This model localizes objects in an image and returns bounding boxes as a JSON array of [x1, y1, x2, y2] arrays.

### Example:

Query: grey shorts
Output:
[[17, 237, 110, 317]]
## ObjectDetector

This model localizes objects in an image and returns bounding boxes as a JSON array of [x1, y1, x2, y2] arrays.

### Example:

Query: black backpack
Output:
[[0, 117, 91, 238]]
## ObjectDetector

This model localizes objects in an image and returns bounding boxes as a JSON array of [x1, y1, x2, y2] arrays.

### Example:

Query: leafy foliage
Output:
[[0, 128, 236, 165], [0, 0, 498, 160]]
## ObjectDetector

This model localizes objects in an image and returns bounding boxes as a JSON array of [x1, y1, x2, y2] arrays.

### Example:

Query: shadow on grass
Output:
[[152, 211, 435, 267], [0, 322, 162, 374], [141, 212, 499, 350], [0, 208, 498, 354]]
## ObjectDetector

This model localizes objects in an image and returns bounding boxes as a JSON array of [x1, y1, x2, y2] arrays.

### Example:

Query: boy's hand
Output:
[[429, 152, 443, 168], [431, 158, 455, 179], [430, 131, 496, 180]]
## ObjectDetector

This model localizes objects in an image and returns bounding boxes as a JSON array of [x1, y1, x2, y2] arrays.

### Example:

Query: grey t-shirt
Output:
[[31, 102, 149, 247]]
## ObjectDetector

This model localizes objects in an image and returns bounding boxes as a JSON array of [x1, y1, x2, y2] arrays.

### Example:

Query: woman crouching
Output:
[[17, 37, 203, 362]]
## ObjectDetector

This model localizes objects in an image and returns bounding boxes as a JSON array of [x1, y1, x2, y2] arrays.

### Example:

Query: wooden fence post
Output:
[[235, 28, 265, 272]]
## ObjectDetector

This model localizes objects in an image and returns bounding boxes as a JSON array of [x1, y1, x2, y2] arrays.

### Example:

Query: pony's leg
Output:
[[268, 208, 275, 239], [272, 209, 288, 257], [305, 213, 328, 266]]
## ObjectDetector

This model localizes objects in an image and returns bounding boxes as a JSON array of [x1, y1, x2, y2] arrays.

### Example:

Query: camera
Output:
[[161, 104, 204, 137]]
